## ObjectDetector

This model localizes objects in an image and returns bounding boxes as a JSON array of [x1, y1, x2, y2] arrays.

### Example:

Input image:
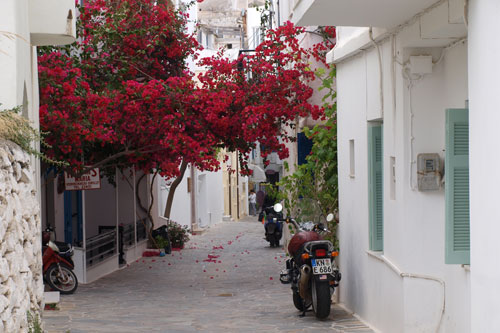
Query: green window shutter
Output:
[[368, 125, 383, 251], [445, 108, 470, 264]]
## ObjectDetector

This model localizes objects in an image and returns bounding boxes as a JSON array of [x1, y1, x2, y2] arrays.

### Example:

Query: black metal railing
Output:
[[136, 218, 148, 242], [122, 219, 148, 248], [86, 229, 117, 267]]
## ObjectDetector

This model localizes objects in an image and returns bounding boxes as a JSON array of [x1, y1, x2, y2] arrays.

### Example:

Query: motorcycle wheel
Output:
[[293, 290, 306, 311], [311, 278, 331, 319], [45, 263, 78, 294], [274, 234, 280, 247]]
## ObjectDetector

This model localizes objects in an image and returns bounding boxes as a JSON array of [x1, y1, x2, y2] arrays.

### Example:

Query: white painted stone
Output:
[[0, 258, 9, 282], [0, 141, 42, 330], [13, 162, 22, 182], [0, 150, 10, 168], [0, 295, 8, 313], [44, 291, 60, 304]]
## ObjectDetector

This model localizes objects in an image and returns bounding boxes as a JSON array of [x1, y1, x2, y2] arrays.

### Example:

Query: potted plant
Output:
[[166, 221, 190, 249], [154, 235, 170, 255]]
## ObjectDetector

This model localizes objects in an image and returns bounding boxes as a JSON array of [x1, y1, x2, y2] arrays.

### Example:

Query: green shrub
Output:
[[154, 235, 169, 249]]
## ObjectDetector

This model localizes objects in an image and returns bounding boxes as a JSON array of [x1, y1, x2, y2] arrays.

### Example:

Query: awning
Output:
[[248, 164, 267, 183]]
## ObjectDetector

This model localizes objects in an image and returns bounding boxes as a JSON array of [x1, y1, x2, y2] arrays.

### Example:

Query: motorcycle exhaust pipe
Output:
[[299, 264, 311, 299]]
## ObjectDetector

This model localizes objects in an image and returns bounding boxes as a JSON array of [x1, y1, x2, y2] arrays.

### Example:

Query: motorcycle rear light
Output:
[[315, 249, 327, 257], [301, 253, 310, 260], [331, 251, 339, 257]]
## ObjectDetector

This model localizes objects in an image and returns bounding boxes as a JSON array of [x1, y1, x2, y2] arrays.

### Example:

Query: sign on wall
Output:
[[64, 168, 101, 190]]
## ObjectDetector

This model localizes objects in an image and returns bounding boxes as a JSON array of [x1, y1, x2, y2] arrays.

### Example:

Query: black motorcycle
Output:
[[277, 205, 341, 319], [261, 205, 284, 247]]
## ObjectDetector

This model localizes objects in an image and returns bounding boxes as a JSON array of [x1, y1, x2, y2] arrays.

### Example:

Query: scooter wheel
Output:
[[45, 263, 78, 294]]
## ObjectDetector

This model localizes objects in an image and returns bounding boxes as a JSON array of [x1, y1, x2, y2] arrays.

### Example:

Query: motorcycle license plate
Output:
[[312, 259, 332, 275]]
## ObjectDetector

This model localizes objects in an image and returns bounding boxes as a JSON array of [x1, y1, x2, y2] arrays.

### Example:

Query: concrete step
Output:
[[192, 226, 207, 235]]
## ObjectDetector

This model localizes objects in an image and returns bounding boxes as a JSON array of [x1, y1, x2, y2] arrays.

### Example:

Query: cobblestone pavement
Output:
[[43, 217, 374, 333]]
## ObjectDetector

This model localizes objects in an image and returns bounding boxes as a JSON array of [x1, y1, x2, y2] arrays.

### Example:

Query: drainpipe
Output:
[[190, 165, 197, 233], [367, 251, 445, 333], [236, 152, 239, 220]]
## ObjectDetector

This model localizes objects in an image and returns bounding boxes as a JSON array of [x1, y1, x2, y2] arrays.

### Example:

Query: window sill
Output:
[[366, 250, 384, 260]]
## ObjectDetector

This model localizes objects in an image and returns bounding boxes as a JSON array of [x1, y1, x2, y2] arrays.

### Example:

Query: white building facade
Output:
[[286, 0, 499, 332], [0, 0, 76, 328]]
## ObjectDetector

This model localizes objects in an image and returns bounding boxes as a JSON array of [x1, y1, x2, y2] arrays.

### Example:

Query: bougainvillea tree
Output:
[[38, 0, 333, 226], [197, 22, 334, 165]]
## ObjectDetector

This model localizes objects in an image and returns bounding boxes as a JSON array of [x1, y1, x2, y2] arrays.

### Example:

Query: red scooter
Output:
[[42, 228, 78, 294]]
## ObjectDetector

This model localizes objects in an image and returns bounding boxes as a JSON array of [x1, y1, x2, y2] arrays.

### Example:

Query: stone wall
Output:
[[0, 139, 43, 332]]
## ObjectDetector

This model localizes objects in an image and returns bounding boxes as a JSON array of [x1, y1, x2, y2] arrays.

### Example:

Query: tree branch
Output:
[[75, 145, 170, 176]]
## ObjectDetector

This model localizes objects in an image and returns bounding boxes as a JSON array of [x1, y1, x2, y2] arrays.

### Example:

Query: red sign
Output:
[[64, 168, 101, 190]]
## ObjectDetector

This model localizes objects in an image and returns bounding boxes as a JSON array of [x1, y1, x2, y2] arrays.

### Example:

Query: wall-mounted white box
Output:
[[410, 55, 433, 74]]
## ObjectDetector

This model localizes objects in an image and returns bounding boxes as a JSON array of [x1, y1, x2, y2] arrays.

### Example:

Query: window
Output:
[[368, 124, 383, 251], [445, 108, 470, 264], [297, 132, 313, 166], [252, 27, 261, 48]]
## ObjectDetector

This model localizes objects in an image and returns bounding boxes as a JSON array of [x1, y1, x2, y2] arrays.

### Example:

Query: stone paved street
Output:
[[43, 217, 374, 333]]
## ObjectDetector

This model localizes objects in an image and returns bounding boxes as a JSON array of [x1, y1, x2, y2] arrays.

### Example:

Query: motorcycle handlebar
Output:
[[283, 219, 331, 233]]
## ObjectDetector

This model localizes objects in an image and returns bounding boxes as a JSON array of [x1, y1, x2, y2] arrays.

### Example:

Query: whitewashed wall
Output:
[[156, 171, 191, 229], [0, 140, 43, 332], [0, 1, 45, 330], [155, 166, 224, 229], [336, 25, 470, 333], [468, 1, 500, 332], [198, 170, 224, 227]]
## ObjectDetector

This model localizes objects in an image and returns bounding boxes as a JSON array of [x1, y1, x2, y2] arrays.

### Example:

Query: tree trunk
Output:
[[136, 171, 159, 247], [163, 159, 188, 219]]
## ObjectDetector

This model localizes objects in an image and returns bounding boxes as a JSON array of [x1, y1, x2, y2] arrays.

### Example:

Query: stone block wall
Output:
[[0, 139, 43, 332]]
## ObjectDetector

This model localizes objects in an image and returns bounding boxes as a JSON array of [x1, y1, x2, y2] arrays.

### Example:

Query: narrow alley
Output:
[[43, 217, 373, 333]]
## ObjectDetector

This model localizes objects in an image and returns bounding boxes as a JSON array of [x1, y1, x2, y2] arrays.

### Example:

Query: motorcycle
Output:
[[276, 204, 341, 319], [261, 205, 284, 247], [42, 227, 78, 294]]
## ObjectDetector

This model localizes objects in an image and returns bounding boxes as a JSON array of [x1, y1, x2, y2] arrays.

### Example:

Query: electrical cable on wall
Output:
[[401, 37, 467, 191], [369, 28, 384, 118], [402, 64, 422, 191], [367, 251, 446, 333]]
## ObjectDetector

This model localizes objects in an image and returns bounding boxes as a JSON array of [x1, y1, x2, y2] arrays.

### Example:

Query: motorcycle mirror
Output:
[[326, 213, 334, 222], [273, 203, 283, 213]]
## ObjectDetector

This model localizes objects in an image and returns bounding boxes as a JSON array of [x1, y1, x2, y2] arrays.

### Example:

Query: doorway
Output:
[[64, 190, 83, 246]]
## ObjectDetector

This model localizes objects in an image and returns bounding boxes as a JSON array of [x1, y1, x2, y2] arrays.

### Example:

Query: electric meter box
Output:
[[417, 153, 441, 191]]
